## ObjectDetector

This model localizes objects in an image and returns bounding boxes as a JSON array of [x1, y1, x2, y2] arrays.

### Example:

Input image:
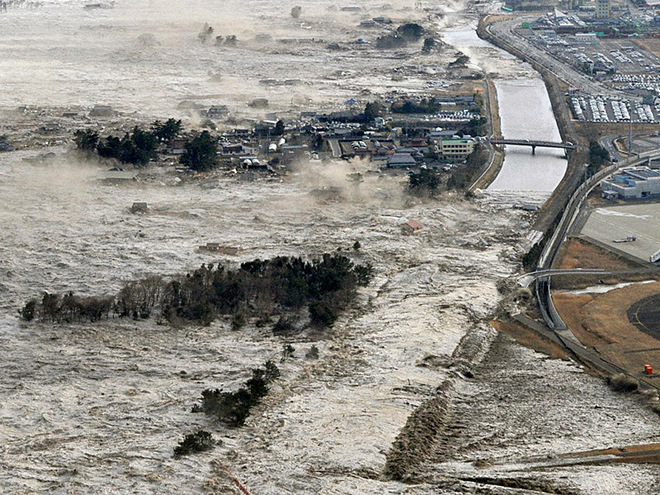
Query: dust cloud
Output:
[[289, 157, 408, 206]]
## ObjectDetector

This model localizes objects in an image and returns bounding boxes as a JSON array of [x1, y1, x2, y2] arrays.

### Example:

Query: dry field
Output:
[[634, 38, 660, 59], [555, 281, 660, 388], [555, 237, 642, 271]]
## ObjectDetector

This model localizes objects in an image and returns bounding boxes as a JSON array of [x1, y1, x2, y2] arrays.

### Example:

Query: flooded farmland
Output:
[[1, 1, 660, 494]]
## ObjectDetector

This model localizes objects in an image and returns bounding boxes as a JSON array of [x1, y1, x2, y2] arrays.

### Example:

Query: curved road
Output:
[[483, 15, 660, 387], [487, 18, 624, 99]]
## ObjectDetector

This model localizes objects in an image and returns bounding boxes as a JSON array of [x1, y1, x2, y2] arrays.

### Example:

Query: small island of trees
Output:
[[21, 253, 374, 330]]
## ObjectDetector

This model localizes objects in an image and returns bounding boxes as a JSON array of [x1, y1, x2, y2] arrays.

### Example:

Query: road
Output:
[[488, 138, 575, 150], [517, 268, 606, 288], [538, 146, 660, 273], [599, 134, 623, 163], [487, 18, 626, 99], [482, 14, 660, 390], [526, 149, 660, 385]]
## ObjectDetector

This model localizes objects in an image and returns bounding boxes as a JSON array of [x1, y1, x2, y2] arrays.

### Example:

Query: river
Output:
[[443, 23, 568, 197], [489, 78, 568, 192]]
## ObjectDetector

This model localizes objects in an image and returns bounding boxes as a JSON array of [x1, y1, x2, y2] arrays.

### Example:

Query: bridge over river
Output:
[[488, 138, 576, 154]]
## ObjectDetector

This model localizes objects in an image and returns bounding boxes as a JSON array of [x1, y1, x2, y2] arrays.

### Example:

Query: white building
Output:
[[601, 167, 660, 199], [595, 0, 611, 19], [440, 137, 477, 161]]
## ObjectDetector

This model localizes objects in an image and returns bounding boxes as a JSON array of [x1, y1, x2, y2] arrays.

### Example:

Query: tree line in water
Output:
[[74, 119, 219, 171], [21, 253, 373, 329]]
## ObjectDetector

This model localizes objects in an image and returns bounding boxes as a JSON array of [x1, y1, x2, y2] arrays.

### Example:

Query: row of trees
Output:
[[588, 140, 609, 175], [174, 430, 216, 457], [391, 98, 441, 115], [74, 119, 182, 166], [465, 116, 487, 137], [407, 145, 490, 196], [408, 168, 441, 196], [21, 254, 373, 329], [174, 359, 283, 455], [74, 120, 220, 171], [180, 131, 218, 171], [161, 254, 373, 327], [192, 360, 280, 426], [447, 146, 489, 190]]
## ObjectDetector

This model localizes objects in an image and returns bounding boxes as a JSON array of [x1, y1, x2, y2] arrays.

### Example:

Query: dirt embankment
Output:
[[561, 442, 660, 465], [477, 16, 587, 236], [384, 322, 499, 481], [384, 380, 453, 481], [491, 319, 570, 361], [469, 77, 505, 192]]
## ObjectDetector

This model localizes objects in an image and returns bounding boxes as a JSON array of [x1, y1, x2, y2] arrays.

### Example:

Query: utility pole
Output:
[[629, 100, 633, 157]]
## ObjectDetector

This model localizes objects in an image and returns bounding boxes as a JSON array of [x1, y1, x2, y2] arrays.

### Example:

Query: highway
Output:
[[482, 15, 660, 388], [540, 147, 660, 270], [486, 18, 627, 99], [517, 268, 606, 288], [535, 153, 654, 323], [599, 134, 623, 163]]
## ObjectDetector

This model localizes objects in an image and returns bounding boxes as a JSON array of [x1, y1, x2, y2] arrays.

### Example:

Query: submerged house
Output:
[[402, 220, 423, 234]]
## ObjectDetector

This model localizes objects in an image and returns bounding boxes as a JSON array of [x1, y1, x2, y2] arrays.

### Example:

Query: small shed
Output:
[[166, 138, 187, 155], [89, 105, 115, 117], [131, 202, 148, 214], [207, 105, 229, 118], [402, 220, 423, 235]]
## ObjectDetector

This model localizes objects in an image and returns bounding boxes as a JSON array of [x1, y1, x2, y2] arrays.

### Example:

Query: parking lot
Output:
[[593, 40, 660, 75], [518, 26, 660, 114], [611, 73, 660, 93], [525, 29, 660, 77], [581, 203, 660, 262], [570, 94, 660, 122]]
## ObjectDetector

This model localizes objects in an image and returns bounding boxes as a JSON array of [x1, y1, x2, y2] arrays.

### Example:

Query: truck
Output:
[[650, 249, 660, 263], [614, 235, 636, 243]]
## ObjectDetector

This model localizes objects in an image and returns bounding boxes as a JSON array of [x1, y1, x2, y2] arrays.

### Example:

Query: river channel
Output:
[[443, 23, 568, 196]]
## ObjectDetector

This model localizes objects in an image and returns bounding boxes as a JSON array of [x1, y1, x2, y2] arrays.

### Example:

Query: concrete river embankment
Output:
[[488, 79, 568, 194], [443, 24, 568, 199]]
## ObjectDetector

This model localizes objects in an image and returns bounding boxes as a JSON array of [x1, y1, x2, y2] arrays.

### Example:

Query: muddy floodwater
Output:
[[1, 1, 660, 494], [0, 0, 446, 118], [0, 152, 523, 492], [2, 153, 657, 494]]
